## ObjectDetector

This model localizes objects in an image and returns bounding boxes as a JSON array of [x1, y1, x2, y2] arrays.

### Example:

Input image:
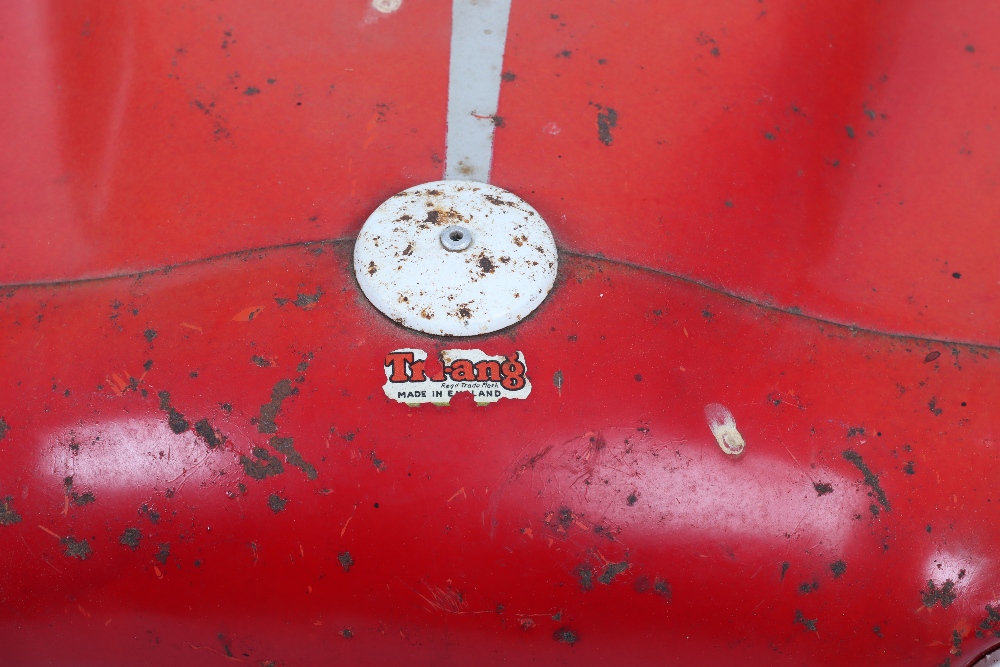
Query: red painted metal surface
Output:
[[3, 248, 999, 666], [0, 0, 449, 283], [1, 1, 999, 666], [494, 0, 1000, 346]]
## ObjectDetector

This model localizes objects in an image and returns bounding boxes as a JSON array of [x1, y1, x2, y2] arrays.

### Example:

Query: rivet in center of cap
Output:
[[440, 225, 473, 252], [353, 180, 558, 336]]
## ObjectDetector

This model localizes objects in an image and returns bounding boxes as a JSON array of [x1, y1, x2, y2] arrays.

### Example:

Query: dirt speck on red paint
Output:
[[813, 482, 833, 496], [72, 491, 96, 506], [0, 496, 22, 525], [798, 580, 819, 594], [217, 633, 234, 658], [794, 610, 817, 632], [575, 564, 594, 591], [144, 329, 158, 343], [293, 287, 324, 309], [780, 561, 790, 580], [977, 604, 1000, 638], [338, 552, 354, 571], [119, 527, 141, 550], [553, 628, 579, 645], [0, 417, 9, 441], [194, 419, 225, 448], [267, 493, 287, 513], [341, 628, 354, 638], [924, 351, 941, 363], [922, 579, 957, 608], [62, 536, 92, 560], [270, 437, 317, 480], [842, 449, 891, 512], [155, 543, 170, 564], [634, 575, 671, 600], [598, 561, 628, 585], [597, 108, 618, 146], [258, 379, 298, 434], [157, 391, 190, 434], [903, 461, 916, 475], [831, 560, 847, 579], [139, 504, 160, 524], [240, 447, 285, 480], [250, 355, 271, 368]]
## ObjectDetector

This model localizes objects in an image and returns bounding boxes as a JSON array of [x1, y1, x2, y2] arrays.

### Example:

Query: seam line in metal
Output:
[[3, 242, 996, 353]]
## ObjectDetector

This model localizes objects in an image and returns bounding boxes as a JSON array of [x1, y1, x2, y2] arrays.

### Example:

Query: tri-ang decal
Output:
[[382, 348, 531, 406]]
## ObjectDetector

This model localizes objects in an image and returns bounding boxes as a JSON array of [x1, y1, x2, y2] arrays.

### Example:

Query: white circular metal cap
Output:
[[354, 180, 558, 336]]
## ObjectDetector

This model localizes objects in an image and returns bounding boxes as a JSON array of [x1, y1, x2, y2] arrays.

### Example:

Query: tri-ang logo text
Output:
[[382, 348, 532, 406]]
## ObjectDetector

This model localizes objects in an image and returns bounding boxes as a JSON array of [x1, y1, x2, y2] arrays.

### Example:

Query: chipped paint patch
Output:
[[705, 403, 745, 455], [383, 348, 531, 405], [372, 0, 402, 13]]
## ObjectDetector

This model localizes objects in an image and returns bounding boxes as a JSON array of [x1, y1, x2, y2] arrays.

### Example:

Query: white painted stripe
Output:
[[444, 0, 512, 182]]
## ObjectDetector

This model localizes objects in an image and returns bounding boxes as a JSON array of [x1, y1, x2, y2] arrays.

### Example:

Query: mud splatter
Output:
[[553, 628, 578, 644], [634, 575, 671, 600], [139, 504, 161, 524], [267, 493, 287, 513], [194, 419, 226, 448], [597, 108, 618, 146], [843, 450, 891, 512], [269, 437, 317, 480], [293, 288, 324, 309], [922, 579, 957, 609], [258, 379, 297, 434], [598, 561, 629, 585], [0, 496, 22, 525], [62, 536, 92, 560], [798, 580, 819, 594], [157, 391, 190, 434], [794, 610, 817, 632], [240, 447, 285, 480], [119, 527, 141, 550]]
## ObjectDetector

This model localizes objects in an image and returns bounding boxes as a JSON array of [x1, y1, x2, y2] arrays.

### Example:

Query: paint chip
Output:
[[705, 403, 745, 455]]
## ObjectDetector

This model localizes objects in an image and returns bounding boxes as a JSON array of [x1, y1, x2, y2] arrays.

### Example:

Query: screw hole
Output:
[[450, 231, 463, 241]]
